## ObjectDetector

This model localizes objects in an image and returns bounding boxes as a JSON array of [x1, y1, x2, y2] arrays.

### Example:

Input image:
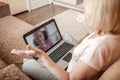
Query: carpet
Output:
[[54, 9, 89, 43]]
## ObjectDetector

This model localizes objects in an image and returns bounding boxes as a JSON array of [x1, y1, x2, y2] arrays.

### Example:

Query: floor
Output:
[[15, 4, 68, 25]]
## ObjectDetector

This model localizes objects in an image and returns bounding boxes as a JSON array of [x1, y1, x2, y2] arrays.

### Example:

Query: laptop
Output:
[[23, 19, 75, 69]]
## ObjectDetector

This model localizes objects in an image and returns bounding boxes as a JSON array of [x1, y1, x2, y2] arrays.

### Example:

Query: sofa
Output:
[[0, 16, 34, 80], [0, 15, 120, 80]]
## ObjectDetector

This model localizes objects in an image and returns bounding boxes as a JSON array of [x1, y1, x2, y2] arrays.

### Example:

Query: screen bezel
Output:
[[23, 19, 63, 52]]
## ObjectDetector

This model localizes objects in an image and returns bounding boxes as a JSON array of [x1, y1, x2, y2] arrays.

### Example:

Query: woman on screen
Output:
[[33, 30, 52, 52]]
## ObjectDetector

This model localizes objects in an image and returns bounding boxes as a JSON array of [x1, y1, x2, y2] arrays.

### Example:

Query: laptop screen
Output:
[[23, 19, 62, 52]]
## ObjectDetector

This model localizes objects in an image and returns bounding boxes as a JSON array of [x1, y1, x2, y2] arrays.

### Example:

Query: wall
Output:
[[8, 0, 28, 15], [0, 0, 28, 15], [0, 0, 8, 3], [28, 0, 49, 11]]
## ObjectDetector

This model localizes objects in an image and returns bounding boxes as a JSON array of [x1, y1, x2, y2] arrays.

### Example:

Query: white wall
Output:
[[28, 0, 49, 11], [0, 0, 28, 15], [0, 0, 8, 3], [56, 0, 77, 5], [8, 0, 28, 15]]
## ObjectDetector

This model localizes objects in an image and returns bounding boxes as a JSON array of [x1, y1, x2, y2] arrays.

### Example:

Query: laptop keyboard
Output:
[[49, 42, 74, 63]]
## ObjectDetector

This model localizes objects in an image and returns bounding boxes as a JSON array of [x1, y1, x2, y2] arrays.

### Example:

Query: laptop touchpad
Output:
[[63, 53, 72, 62]]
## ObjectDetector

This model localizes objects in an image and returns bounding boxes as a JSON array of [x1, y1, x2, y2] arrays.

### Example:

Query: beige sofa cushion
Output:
[[99, 59, 120, 80], [0, 64, 31, 80], [0, 16, 35, 64]]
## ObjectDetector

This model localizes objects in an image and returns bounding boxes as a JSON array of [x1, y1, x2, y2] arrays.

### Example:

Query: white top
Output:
[[67, 32, 120, 72]]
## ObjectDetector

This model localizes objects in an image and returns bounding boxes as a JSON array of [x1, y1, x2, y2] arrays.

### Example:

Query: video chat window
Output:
[[25, 22, 61, 52]]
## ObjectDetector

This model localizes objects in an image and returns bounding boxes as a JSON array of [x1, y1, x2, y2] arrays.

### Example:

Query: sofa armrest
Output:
[[0, 64, 31, 80]]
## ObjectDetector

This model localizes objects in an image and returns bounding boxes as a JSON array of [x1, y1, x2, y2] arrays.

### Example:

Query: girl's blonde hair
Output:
[[84, 0, 120, 34]]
